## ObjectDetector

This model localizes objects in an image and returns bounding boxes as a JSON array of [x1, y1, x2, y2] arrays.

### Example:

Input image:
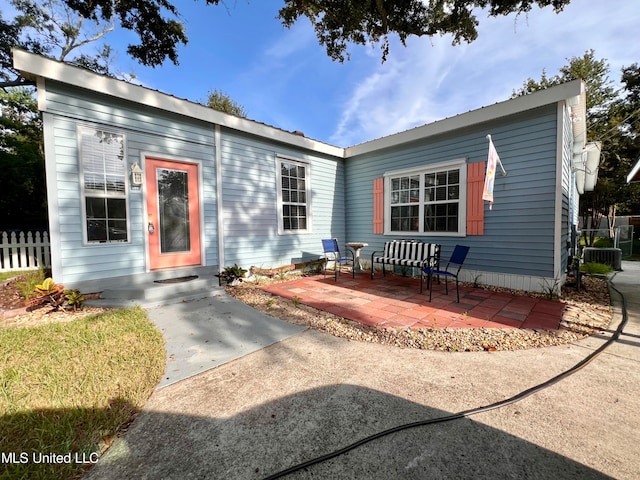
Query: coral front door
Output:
[[146, 158, 201, 270]]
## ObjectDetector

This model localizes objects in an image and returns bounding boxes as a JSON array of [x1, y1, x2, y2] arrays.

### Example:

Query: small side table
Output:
[[346, 242, 368, 273]]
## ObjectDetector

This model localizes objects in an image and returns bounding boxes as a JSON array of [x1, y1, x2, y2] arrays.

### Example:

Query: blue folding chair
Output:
[[322, 239, 354, 281], [421, 245, 470, 302]]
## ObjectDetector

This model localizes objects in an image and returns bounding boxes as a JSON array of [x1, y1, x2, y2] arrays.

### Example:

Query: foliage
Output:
[[3, 0, 574, 70], [1, 0, 119, 88], [0, 1, 132, 229], [206, 89, 248, 117], [0, 87, 47, 230], [539, 277, 561, 300], [580, 262, 613, 275], [514, 51, 640, 240], [26, 276, 66, 309], [15, 268, 46, 300], [592, 237, 613, 248], [0, 307, 165, 480], [278, 0, 571, 62], [218, 263, 248, 285], [63, 288, 84, 310], [34, 276, 58, 296]]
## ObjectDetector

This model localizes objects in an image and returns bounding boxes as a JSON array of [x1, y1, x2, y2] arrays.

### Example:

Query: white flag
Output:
[[483, 135, 499, 210]]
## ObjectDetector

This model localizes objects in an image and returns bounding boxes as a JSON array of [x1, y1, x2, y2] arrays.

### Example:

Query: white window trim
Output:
[[78, 125, 131, 245], [383, 158, 467, 237], [276, 155, 312, 235]]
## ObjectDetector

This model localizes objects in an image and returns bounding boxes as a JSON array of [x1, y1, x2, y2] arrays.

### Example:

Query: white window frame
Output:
[[78, 126, 130, 244], [276, 155, 312, 235], [384, 158, 467, 237]]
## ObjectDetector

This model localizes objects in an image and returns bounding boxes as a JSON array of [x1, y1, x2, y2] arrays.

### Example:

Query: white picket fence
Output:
[[0, 231, 51, 272]]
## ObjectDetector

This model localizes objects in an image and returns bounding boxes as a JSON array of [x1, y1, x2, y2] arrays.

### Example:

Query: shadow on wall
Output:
[[221, 143, 346, 270], [69, 385, 610, 480]]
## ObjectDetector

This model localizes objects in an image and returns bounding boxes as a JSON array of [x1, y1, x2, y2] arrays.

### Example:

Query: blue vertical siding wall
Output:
[[43, 81, 218, 283], [219, 129, 345, 269], [344, 105, 561, 281]]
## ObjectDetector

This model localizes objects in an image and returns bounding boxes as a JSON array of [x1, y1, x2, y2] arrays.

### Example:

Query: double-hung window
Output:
[[277, 156, 311, 234], [79, 127, 129, 243], [386, 159, 466, 236]]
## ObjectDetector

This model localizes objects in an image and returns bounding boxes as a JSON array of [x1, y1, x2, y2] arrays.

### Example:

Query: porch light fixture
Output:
[[130, 161, 143, 186]]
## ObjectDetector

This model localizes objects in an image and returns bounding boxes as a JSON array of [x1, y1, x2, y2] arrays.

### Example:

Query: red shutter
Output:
[[373, 177, 384, 234], [466, 162, 485, 235]]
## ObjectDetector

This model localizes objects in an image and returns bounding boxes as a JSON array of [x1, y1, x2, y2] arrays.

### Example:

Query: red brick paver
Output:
[[260, 273, 564, 331]]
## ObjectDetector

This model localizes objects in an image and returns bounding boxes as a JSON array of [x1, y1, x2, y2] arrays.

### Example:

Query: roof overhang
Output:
[[13, 49, 589, 165], [12, 48, 345, 158], [345, 79, 587, 157]]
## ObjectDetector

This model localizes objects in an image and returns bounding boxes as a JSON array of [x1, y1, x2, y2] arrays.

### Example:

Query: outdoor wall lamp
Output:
[[130, 161, 143, 186]]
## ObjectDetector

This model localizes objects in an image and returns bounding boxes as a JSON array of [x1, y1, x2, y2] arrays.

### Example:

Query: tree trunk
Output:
[[607, 204, 617, 240]]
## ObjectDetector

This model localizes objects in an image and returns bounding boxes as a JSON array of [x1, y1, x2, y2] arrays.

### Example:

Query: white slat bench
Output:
[[370, 240, 441, 279]]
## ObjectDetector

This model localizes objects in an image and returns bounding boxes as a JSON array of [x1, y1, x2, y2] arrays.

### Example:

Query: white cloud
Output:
[[330, 0, 640, 147]]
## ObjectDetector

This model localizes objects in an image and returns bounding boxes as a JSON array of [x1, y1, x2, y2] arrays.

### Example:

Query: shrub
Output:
[[15, 269, 46, 300], [580, 262, 613, 275], [218, 264, 248, 285]]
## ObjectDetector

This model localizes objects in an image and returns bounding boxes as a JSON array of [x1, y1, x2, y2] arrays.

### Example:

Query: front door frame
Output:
[[142, 153, 204, 272]]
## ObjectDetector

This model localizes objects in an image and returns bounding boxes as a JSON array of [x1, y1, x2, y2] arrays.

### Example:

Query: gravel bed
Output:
[[2, 273, 613, 351], [226, 275, 613, 352]]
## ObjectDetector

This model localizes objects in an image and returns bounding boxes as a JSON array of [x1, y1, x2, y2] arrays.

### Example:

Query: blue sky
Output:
[[9, 0, 640, 147]]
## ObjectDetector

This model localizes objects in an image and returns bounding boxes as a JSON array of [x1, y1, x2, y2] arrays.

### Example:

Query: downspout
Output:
[[215, 125, 225, 272]]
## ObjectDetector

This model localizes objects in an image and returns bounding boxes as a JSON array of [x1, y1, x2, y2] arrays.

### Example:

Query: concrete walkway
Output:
[[146, 289, 305, 388], [84, 262, 640, 480]]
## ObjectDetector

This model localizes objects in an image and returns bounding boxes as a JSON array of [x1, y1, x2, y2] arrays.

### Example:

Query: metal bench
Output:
[[370, 240, 440, 279]]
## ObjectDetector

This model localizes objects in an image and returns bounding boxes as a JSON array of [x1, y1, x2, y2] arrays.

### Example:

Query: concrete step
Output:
[[80, 267, 223, 308]]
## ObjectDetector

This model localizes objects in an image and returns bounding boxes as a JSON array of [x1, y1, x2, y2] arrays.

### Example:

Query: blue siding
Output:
[[38, 70, 576, 292], [44, 81, 218, 283], [219, 129, 345, 269], [345, 105, 560, 279]]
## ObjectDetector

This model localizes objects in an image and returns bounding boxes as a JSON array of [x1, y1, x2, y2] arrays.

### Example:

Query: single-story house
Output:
[[13, 49, 598, 293]]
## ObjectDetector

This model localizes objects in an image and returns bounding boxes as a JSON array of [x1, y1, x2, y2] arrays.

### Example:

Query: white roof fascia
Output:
[[12, 49, 344, 158], [345, 79, 586, 157]]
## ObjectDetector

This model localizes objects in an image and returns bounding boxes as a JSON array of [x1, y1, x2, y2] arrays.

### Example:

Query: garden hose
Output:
[[263, 272, 628, 480]]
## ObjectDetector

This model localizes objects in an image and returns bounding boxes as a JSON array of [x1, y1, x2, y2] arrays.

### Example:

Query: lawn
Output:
[[0, 307, 165, 479]]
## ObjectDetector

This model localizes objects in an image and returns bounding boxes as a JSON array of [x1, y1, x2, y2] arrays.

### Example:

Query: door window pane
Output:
[[157, 168, 190, 253]]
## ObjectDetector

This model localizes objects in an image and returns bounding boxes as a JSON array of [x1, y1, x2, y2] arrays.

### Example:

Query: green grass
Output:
[[0, 270, 32, 283], [0, 307, 165, 479]]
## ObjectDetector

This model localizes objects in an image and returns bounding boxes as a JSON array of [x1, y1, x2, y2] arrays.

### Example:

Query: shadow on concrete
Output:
[[77, 385, 611, 480], [146, 291, 306, 388]]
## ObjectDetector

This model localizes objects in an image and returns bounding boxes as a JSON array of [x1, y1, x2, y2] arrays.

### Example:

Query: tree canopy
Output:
[[3, 0, 573, 70], [205, 89, 248, 117], [514, 51, 640, 239], [279, 0, 571, 62], [0, 87, 47, 230], [1, 0, 118, 88]]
